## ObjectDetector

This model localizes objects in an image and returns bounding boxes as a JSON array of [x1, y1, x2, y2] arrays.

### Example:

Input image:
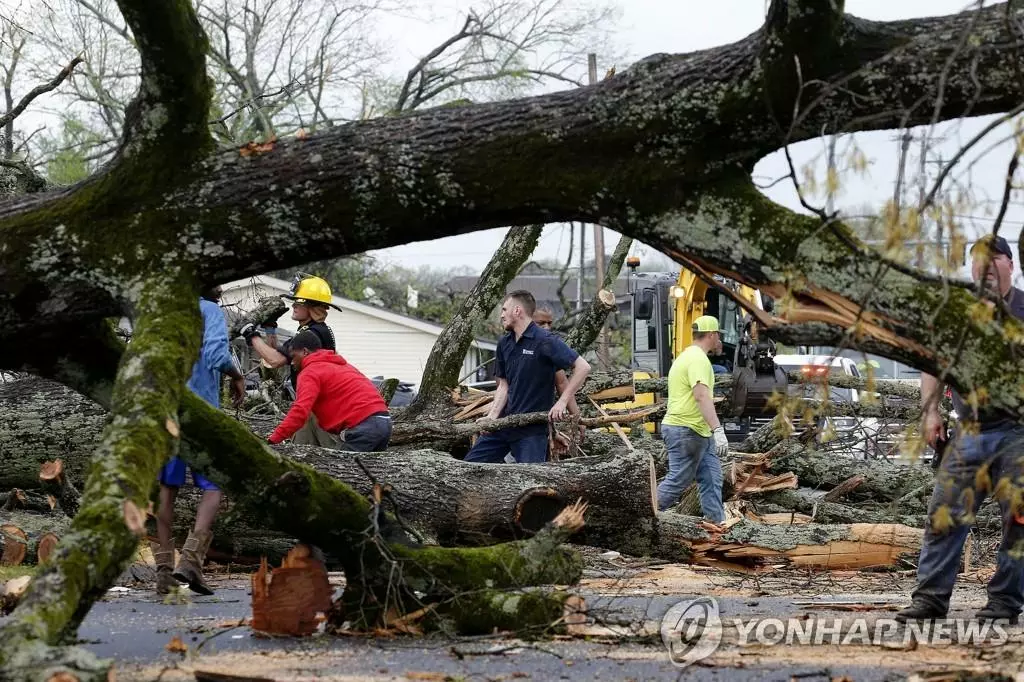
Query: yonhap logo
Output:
[[660, 597, 723, 667]]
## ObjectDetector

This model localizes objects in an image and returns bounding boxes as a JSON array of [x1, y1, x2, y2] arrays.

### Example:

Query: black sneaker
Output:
[[976, 602, 1020, 624], [896, 599, 946, 622]]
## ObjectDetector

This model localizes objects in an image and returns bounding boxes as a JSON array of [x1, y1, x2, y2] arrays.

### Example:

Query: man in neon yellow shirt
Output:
[[657, 315, 729, 521]]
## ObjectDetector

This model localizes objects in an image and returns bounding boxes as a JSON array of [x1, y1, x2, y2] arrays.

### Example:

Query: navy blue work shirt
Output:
[[493, 321, 580, 440], [951, 286, 1024, 429]]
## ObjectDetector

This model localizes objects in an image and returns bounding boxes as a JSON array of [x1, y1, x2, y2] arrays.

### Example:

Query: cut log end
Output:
[[39, 459, 65, 484], [37, 532, 59, 564], [1, 524, 27, 566], [596, 289, 616, 307], [514, 487, 566, 533], [252, 544, 333, 636]]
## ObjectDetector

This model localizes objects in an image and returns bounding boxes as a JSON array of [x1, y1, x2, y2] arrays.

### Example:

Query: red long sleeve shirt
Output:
[[268, 350, 387, 444]]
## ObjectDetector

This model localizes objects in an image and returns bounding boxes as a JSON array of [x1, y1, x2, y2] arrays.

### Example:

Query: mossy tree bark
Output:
[[1, 0, 1024, 676], [403, 225, 542, 418], [0, 279, 202, 681]]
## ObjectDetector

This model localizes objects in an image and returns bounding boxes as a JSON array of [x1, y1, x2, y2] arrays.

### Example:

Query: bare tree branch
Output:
[[0, 56, 83, 131]]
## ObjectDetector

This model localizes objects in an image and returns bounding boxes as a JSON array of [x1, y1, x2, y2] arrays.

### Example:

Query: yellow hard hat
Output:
[[285, 274, 342, 311]]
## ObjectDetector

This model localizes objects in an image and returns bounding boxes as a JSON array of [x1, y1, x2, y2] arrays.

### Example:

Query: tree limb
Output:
[[0, 56, 84, 130], [0, 277, 201, 679]]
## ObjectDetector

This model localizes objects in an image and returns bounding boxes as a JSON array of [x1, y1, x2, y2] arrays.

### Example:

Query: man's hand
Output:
[[922, 408, 944, 448], [229, 376, 246, 407], [712, 426, 729, 457], [549, 399, 569, 421]]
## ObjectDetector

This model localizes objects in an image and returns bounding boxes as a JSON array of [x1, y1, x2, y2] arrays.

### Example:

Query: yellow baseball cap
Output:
[[693, 315, 720, 332]]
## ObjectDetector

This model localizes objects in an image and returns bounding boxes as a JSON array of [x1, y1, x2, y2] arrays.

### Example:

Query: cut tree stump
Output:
[[251, 544, 333, 636], [38, 459, 81, 517]]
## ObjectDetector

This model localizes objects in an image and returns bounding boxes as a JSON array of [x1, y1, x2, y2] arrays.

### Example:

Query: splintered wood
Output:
[[688, 522, 922, 572], [251, 543, 333, 636], [729, 453, 797, 498]]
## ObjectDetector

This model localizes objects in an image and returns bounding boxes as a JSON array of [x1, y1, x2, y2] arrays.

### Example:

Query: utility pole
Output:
[[588, 53, 610, 367], [576, 221, 585, 311]]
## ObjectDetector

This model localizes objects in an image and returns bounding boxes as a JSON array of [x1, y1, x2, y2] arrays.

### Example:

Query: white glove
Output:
[[712, 427, 729, 457]]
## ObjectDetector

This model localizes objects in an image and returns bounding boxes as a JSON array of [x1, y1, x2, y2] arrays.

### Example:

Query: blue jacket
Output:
[[186, 298, 237, 407]]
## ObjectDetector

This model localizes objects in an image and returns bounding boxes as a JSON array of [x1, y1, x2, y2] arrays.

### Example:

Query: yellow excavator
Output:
[[622, 257, 787, 439]]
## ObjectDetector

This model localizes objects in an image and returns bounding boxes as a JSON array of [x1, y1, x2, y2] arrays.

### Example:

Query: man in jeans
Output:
[[656, 315, 729, 522], [899, 235, 1024, 623]]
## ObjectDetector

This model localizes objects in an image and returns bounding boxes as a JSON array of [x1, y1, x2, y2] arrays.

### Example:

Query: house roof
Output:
[[442, 273, 631, 302], [222, 275, 497, 351]]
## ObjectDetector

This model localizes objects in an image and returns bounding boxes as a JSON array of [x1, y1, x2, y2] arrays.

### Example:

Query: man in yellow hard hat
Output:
[[240, 273, 341, 445], [656, 315, 728, 522]]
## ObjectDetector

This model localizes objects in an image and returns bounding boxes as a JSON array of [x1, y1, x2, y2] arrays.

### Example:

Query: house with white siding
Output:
[[220, 275, 497, 388]]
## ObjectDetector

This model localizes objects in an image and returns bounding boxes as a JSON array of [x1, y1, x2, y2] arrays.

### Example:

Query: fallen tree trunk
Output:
[[753, 488, 925, 527], [0, 489, 56, 514], [764, 443, 935, 510], [0, 377, 104, 490], [655, 511, 922, 571], [280, 446, 658, 555]]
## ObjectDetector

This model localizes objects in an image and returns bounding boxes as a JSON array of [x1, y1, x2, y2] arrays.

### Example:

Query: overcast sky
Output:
[[366, 0, 1020, 280]]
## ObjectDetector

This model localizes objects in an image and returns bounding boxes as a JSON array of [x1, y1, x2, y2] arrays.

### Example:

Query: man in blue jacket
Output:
[[155, 286, 246, 596]]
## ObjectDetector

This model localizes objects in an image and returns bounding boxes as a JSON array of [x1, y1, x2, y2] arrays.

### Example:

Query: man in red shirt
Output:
[[267, 331, 391, 451]]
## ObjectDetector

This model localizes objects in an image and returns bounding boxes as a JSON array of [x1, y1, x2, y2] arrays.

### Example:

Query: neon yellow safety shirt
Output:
[[662, 345, 715, 437]]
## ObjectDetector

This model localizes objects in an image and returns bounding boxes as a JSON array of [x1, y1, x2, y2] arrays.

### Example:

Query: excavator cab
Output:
[[625, 258, 787, 437]]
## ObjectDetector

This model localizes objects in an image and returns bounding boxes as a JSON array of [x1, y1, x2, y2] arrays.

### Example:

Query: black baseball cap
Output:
[[970, 235, 1014, 260]]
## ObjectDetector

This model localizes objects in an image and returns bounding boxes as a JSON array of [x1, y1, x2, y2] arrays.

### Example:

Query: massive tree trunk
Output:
[[0, 378, 105, 490], [403, 225, 542, 417], [282, 446, 658, 554], [3, 0, 1024, 677]]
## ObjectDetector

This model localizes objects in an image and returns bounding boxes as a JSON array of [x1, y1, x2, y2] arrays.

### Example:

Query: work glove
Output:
[[712, 426, 729, 457], [239, 322, 261, 346]]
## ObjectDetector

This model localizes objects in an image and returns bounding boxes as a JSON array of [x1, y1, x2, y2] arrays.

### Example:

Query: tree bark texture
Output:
[[281, 446, 658, 555], [0, 377, 105, 490], [3, 0, 1024, 676]]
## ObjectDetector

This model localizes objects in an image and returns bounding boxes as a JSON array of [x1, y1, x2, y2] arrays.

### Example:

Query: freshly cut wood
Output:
[[38, 459, 81, 517], [0, 575, 31, 615], [655, 512, 922, 571], [0, 511, 70, 565], [251, 544, 333, 636], [1, 525, 26, 565], [282, 446, 658, 556]]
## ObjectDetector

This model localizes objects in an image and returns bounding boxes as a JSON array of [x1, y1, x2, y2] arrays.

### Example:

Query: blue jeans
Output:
[[912, 424, 1024, 613], [465, 431, 548, 463], [656, 425, 725, 522]]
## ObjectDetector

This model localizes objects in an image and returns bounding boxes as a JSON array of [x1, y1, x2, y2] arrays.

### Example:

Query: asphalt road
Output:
[[61, 585, 1008, 681]]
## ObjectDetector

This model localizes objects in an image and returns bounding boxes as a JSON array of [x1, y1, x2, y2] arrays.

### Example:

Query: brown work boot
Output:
[[172, 529, 214, 596], [153, 546, 180, 595]]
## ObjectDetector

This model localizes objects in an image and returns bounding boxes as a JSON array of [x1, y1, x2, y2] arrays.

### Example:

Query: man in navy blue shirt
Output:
[[466, 290, 591, 463]]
